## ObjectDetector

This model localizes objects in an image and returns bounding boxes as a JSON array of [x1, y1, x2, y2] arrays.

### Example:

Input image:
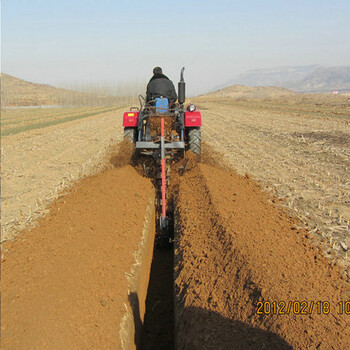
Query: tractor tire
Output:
[[188, 128, 201, 155], [124, 128, 135, 143]]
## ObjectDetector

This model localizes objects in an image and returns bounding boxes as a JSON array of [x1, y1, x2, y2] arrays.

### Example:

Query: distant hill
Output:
[[0, 73, 119, 107], [199, 85, 296, 99], [214, 65, 350, 93], [285, 66, 350, 92], [1, 73, 72, 106]]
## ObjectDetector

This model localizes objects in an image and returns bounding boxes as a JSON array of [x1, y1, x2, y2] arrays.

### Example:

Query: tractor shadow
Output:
[[128, 244, 174, 350], [175, 306, 293, 350], [129, 291, 292, 350]]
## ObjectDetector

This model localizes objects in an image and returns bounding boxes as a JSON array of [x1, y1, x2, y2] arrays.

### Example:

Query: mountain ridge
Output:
[[213, 65, 350, 93]]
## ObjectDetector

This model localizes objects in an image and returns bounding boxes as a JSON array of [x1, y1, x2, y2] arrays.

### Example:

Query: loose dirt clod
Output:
[[107, 140, 135, 169]]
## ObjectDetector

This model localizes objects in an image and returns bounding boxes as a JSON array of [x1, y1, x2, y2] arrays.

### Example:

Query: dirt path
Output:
[[1, 165, 154, 349], [1, 107, 125, 241], [196, 98, 350, 268], [175, 162, 350, 349]]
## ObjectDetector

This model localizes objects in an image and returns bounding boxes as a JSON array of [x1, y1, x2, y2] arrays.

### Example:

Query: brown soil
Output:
[[194, 96, 350, 268], [2, 144, 350, 349], [148, 115, 176, 141], [2, 94, 350, 349], [175, 161, 350, 349], [1, 165, 154, 349]]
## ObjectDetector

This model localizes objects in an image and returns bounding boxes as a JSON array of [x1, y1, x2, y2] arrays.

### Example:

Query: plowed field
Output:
[[1, 94, 350, 349], [175, 160, 349, 349], [197, 96, 350, 268]]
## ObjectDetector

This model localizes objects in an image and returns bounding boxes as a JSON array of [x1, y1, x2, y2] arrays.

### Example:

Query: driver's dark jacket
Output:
[[146, 74, 177, 103]]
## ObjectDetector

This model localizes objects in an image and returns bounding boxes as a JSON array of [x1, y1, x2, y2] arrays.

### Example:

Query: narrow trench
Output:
[[140, 207, 175, 349], [141, 241, 174, 350], [133, 155, 177, 350]]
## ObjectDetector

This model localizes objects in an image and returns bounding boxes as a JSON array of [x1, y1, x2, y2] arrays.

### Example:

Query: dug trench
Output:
[[1, 142, 350, 349], [138, 146, 350, 349]]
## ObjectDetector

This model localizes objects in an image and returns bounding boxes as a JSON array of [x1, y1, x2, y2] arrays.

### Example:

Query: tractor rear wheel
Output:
[[188, 128, 201, 155], [124, 128, 135, 143]]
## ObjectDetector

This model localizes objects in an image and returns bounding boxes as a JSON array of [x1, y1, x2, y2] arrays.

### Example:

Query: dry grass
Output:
[[201, 85, 296, 99], [1, 107, 126, 242], [1, 73, 72, 107], [196, 92, 350, 119], [1, 73, 143, 107]]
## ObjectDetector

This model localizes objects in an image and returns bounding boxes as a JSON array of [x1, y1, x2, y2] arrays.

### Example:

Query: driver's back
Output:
[[146, 72, 177, 103]]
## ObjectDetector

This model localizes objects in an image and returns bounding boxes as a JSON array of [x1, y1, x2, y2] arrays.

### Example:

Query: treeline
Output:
[[56, 81, 146, 107]]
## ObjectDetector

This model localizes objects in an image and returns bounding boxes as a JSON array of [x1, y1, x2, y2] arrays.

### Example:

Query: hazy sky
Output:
[[2, 0, 350, 95]]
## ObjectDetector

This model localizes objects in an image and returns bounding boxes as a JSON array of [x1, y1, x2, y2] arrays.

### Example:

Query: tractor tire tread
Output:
[[188, 128, 201, 155], [124, 128, 135, 143]]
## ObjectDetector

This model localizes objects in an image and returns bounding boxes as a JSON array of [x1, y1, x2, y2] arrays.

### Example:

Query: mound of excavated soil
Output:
[[175, 163, 350, 349], [148, 115, 176, 141], [1, 166, 154, 349], [196, 98, 350, 268]]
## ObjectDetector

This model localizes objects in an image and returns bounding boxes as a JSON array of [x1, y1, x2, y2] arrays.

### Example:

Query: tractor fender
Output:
[[123, 111, 139, 127], [184, 111, 202, 127]]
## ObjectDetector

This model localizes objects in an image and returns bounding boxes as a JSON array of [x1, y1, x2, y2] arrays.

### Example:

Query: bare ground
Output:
[[2, 96, 349, 265], [175, 161, 350, 349], [2, 148, 349, 349], [1, 95, 350, 348], [1, 107, 125, 241], [195, 97, 350, 269], [1, 165, 155, 350]]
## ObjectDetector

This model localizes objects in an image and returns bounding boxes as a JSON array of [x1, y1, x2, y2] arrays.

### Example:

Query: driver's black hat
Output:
[[153, 67, 162, 75]]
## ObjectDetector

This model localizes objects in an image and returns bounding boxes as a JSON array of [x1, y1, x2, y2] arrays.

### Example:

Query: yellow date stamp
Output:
[[256, 301, 350, 315]]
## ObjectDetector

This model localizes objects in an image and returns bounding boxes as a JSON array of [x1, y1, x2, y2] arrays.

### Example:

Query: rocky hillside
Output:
[[216, 65, 350, 93], [286, 66, 350, 92]]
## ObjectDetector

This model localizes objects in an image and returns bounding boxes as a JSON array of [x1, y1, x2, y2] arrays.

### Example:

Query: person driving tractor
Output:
[[146, 67, 177, 104]]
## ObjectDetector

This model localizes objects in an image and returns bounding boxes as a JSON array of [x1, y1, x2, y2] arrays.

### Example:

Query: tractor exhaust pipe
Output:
[[178, 67, 185, 105]]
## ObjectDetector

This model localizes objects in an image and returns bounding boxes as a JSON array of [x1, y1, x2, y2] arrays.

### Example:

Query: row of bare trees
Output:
[[56, 81, 146, 107], [1, 80, 147, 107]]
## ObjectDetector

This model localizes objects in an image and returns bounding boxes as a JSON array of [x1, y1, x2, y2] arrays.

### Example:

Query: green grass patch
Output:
[[1, 106, 107, 127], [1, 106, 120, 136]]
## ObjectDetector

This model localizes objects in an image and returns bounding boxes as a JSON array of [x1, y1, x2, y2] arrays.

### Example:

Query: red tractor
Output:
[[122, 67, 202, 245]]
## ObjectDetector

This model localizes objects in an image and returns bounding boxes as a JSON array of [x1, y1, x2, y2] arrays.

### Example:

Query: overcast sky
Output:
[[2, 0, 350, 95]]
